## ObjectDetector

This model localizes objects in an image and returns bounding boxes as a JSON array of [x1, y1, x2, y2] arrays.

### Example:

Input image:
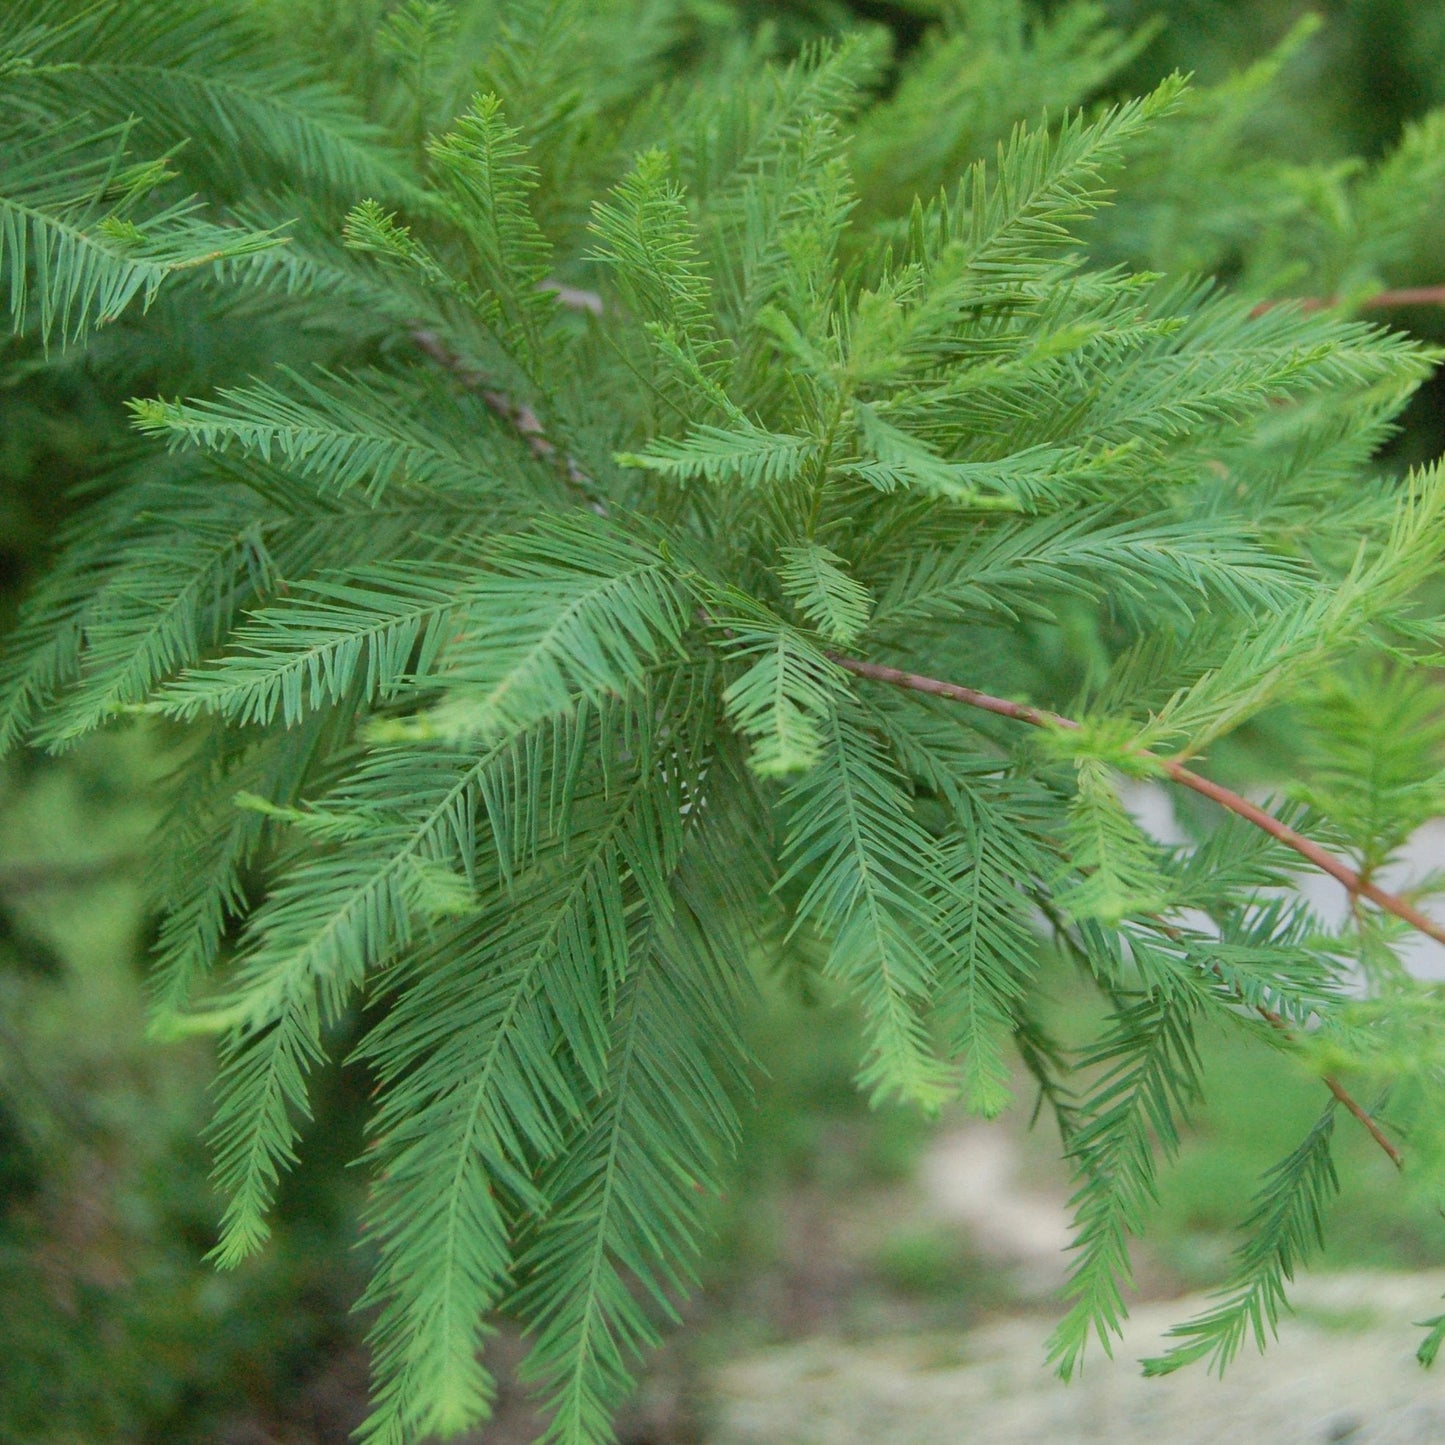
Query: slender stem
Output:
[[410, 327, 605, 509], [1251, 285, 1445, 317], [1254, 1002, 1403, 1169], [1363, 286, 1445, 309], [829, 654, 1445, 948], [1321, 1075, 1403, 1167]]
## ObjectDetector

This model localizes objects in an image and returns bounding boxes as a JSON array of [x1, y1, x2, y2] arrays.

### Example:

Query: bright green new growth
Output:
[[8, 1, 1445, 1441]]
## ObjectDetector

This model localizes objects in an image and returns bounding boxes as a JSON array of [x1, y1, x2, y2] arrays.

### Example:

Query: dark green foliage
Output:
[[8, 1, 1445, 1441]]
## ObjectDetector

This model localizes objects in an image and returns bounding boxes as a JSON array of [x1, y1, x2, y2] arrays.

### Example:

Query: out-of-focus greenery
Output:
[[7, 1, 1445, 1440], [1107, 0, 1445, 161], [1152, 1025, 1445, 1283], [0, 734, 372, 1442]]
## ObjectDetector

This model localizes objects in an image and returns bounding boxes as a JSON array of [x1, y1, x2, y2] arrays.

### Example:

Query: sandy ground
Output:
[[707, 1123, 1445, 1444]]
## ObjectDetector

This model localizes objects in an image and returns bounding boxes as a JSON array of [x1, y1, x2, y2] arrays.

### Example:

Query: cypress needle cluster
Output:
[[7, 2, 1445, 1440]]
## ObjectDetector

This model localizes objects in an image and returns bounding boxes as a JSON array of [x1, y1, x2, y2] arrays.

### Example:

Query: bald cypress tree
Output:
[[7, 2, 1445, 1439]]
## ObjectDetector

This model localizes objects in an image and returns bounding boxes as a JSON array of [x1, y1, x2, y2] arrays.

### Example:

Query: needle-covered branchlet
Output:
[[831, 653, 1425, 1169], [830, 654, 1445, 947]]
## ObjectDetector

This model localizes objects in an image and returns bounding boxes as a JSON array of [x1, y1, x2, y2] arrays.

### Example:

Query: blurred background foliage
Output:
[[6, 1, 1445, 1439]]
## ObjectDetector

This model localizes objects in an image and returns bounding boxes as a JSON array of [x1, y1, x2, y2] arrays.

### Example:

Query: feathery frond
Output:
[[7, 11, 1445, 1438], [1143, 1104, 1339, 1376]]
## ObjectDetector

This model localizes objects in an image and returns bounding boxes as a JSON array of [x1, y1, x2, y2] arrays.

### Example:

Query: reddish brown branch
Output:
[[1251, 285, 1445, 317], [829, 654, 1445, 949], [1254, 1002, 1403, 1168], [1362, 286, 1445, 309], [1321, 1074, 1403, 1167], [409, 328, 602, 506]]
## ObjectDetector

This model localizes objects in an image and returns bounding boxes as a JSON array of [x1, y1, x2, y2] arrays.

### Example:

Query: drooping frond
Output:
[[203, 740, 513, 1266], [778, 704, 956, 1106], [390, 517, 695, 746], [154, 564, 466, 727], [1, 0, 413, 202], [715, 615, 847, 778], [774, 542, 873, 645], [205, 997, 326, 1263], [147, 716, 336, 1019], [932, 826, 1040, 1117], [1047, 987, 1207, 1377], [1142, 1105, 1339, 1376], [514, 809, 753, 1444], [130, 367, 530, 503], [35, 503, 275, 748], [355, 758, 662, 1440]]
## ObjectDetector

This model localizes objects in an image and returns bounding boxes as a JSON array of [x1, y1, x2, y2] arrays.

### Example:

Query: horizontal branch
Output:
[[1252, 285, 1445, 316], [831, 654, 1414, 1167], [1362, 286, 1445, 309], [830, 654, 1445, 948], [409, 327, 604, 510]]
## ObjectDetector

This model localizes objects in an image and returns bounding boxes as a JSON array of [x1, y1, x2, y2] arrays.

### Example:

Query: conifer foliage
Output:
[[8, 1, 1445, 1440]]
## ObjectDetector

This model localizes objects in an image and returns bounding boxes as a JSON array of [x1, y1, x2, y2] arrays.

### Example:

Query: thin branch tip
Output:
[[1251, 284, 1445, 317]]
